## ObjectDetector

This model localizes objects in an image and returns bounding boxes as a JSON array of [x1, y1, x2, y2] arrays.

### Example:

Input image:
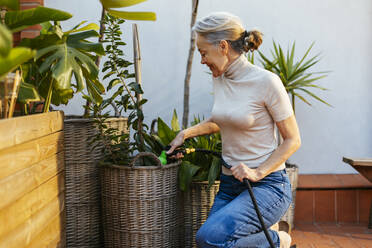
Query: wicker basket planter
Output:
[[179, 181, 220, 248], [100, 152, 181, 248], [64, 116, 128, 248], [280, 163, 299, 230]]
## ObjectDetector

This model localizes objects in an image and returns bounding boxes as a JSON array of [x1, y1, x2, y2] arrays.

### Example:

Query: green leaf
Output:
[[18, 33, 62, 50], [67, 30, 105, 55], [298, 88, 332, 107], [107, 78, 121, 90], [64, 23, 99, 35], [288, 42, 295, 75], [0, 0, 19, 10], [51, 88, 74, 105], [107, 9, 156, 21], [208, 156, 221, 188], [293, 41, 315, 72], [292, 92, 311, 106], [0, 23, 12, 57], [128, 81, 143, 94], [179, 161, 200, 191], [5, 6, 72, 32], [157, 117, 176, 145], [0, 47, 35, 78], [36, 43, 99, 91], [86, 78, 104, 105], [100, 0, 148, 8], [17, 81, 41, 103], [171, 109, 180, 132]]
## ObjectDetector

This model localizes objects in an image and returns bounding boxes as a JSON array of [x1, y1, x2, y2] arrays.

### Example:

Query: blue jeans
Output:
[[196, 169, 292, 248]]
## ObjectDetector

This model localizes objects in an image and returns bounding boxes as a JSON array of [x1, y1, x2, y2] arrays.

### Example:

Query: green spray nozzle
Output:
[[158, 150, 167, 165]]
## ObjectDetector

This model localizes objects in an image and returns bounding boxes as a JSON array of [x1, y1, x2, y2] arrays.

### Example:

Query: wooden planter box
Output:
[[0, 111, 66, 248]]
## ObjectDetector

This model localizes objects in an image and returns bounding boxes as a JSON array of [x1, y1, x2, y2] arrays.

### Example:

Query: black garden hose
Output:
[[165, 146, 296, 248]]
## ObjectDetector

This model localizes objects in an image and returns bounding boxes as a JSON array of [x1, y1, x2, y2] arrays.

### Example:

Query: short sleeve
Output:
[[264, 74, 294, 122]]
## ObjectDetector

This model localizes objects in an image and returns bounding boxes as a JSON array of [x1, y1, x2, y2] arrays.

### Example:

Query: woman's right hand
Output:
[[166, 131, 186, 159]]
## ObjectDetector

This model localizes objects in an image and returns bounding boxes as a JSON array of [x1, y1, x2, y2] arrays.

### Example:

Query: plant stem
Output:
[[43, 79, 53, 113], [83, 7, 106, 118]]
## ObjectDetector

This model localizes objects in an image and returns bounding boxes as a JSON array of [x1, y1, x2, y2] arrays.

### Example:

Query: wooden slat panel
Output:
[[0, 131, 64, 181], [0, 152, 64, 210], [0, 172, 65, 238], [0, 111, 64, 150], [0, 193, 64, 248], [26, 207, 66, 248]]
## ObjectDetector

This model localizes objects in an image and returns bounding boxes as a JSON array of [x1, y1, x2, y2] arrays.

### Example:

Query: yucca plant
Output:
[[257, 41, 331, 113], [145, 110, 222, 191]]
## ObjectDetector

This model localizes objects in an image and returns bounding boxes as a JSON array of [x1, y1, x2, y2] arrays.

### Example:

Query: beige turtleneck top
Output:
[[211, 54, 294, 175]]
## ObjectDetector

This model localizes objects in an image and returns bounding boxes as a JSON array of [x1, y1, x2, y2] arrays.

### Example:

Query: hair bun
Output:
[[243, 30, 263, 52]]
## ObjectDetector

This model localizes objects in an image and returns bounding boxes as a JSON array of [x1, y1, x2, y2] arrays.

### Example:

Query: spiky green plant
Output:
[[258, 41, 331, 113]]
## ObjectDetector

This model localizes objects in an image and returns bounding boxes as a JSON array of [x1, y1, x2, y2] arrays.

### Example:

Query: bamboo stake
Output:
[[132, 24, 142, 103], [132, 23, 144, 150], [8, 70, 21, 118], [4, 75, 8, 118], [0, 99, 3, 119]]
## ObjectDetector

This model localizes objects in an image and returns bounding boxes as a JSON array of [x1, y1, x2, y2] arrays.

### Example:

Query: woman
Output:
[[167, 12, 301, 248]]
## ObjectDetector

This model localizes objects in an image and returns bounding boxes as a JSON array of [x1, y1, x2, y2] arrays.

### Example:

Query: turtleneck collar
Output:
[[223, 53, 252, 80]]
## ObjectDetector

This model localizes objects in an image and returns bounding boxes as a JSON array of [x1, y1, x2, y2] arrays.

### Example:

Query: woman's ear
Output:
[[219, 40, 229, 55]]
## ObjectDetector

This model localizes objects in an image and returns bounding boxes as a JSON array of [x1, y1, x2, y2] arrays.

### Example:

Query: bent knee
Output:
[[196, 224, 227, 247]]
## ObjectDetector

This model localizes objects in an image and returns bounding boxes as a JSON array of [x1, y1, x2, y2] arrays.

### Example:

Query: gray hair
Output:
[[193, 12, 263, 53]]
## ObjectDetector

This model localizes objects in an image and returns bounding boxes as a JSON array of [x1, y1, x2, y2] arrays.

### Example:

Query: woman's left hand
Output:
[[231, 163, 263, 182]]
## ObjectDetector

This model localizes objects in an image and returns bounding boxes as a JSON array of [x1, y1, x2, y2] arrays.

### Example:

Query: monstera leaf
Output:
[[19, 22, 105, 110], [99, 0, 156, 21], [37, 44, 98, 91]]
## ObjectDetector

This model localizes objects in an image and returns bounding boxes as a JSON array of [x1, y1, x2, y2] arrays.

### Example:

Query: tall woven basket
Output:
[[281, 163, 299, 230], [180, 181, 220, 248], [100, 152, 181, 248], [64, 116, 128, 248]]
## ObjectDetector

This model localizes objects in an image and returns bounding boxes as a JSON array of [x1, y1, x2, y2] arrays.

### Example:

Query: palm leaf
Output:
[[297, 88, 332, 107], [293, 41, 315, 72], [5, 6, 72, 32], [292, 92, 311, 106]]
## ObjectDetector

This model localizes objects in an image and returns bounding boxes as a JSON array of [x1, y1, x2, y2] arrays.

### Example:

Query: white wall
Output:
[[45, 0, 372, 174]]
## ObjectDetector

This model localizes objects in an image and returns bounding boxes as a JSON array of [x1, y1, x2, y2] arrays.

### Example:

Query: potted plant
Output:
[[145, 111, 222, 248], [88, 12, 181, 247], [0, 1, 72, 118], [59, 1, 157, 245], [250, 40, 331, 230]]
